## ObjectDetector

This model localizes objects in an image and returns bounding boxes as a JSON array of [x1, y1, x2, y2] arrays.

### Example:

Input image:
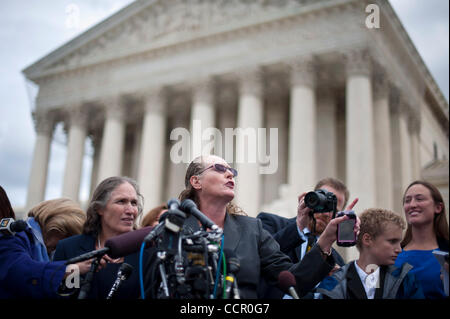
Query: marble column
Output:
[[62, 105, 88, 201], [373, 73, 394, 211], [26, 109, 55, 211], [316, 87, 337, 180], [234, 68, 264, 217], [216, 83, 237, 163], [345, 50, 376, 210], [262, 76, 288, 206], [89, 129, 102, 197], [287, 57, 317, 196], [399, 103, 413, 192], [165, 94, 190, 200], [390, 90, 412, 214], [97, 97, 125, 183], [190, 78, 216, 160], [138, 89, 167, 214], [408, 111, 422, 181]]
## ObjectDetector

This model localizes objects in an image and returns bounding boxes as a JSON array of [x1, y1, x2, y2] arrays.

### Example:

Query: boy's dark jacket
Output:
[[316, 261, 424, 299]]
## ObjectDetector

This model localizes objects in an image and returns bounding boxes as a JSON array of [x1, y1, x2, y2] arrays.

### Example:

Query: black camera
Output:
[[304, 189, 337, 213]]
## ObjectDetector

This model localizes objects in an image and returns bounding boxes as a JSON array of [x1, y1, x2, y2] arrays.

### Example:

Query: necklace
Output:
[[97, 237, 122, 263]]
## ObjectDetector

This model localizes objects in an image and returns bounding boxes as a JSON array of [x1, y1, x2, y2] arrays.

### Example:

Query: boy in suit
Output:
[[316, 208, 424, 299]]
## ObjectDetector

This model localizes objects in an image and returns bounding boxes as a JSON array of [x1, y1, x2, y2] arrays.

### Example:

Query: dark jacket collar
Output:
[[346, 262, 368, 299], [80, 234, 96, 252], [346, 262, 387, 299]]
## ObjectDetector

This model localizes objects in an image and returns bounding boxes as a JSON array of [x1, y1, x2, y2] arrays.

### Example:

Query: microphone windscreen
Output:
[[180, 198, 196, 211], [278, 270, 297, 293], [11, 220, 28, 232], [167, 198, 180, 210], [105, 226, 153, 259]]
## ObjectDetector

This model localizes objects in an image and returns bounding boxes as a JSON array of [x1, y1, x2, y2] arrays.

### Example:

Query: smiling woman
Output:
[[394, 180, 449, 299], [53, 176, 145, 299]]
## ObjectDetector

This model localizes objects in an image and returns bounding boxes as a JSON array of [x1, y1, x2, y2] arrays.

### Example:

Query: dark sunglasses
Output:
[[198, 163, 238, 177]]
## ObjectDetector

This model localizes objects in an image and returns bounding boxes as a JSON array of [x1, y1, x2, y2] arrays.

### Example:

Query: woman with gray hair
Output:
[[54, 176, 144, 299]]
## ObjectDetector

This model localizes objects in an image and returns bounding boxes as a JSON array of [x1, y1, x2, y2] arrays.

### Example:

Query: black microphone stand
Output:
[[78, 256, 101, 299]]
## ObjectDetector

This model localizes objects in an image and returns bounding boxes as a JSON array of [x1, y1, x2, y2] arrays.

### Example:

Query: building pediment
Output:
[[23, 0, 333, 80]]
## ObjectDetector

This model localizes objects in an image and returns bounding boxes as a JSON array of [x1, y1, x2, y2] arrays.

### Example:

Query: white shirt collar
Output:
[[354, 261, 380, 299]]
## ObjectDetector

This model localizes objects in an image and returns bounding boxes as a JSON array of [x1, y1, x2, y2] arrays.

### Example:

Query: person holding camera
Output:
[[143, 155, 358, 299], [257, 178, 357, 298], [316, 208, 424, 299]]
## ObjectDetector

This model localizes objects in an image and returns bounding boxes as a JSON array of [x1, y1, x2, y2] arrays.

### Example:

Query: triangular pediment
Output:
[[23, 0, 329, 80]]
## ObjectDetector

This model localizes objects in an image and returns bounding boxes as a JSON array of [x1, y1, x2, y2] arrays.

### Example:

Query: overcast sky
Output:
[[0, 0, 448, 210]]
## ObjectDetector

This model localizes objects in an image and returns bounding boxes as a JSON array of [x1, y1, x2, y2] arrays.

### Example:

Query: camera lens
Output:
[[304, 189, 337, 213], [304, 192, 319, 209]]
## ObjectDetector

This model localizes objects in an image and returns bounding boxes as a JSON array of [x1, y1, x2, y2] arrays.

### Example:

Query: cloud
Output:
[[0, 0, 133, 209], [390, 0, 449, 100]]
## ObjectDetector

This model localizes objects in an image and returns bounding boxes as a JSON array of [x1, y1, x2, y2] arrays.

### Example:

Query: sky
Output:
[[0, 0, 448, 210]]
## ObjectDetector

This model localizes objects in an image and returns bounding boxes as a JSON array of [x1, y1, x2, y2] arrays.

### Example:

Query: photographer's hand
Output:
[[296, 192, 313, 231]]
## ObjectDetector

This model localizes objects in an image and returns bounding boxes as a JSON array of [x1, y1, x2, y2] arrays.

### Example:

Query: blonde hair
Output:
[[179, 156, 246, 216], [356, 208, 405, 250], [28, 198, 86, 238]]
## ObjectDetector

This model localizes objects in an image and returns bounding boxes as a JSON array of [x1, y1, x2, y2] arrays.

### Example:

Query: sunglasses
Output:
[[198, 163, 238, 177]]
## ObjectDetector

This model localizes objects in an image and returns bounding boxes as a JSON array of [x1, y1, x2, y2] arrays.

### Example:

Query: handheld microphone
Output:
[[180, 199, 217, 230], [107, 263, 133, 299], [278, 270, 299, 299], [0, 218, 28, 236], [66, 226, 154, 264], [224, 250, 241, 299], [65, 247, 110, 264], [106, 226, 154, 259]]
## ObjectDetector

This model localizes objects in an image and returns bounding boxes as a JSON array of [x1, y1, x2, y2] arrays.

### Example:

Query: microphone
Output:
[[224, 250, 241, 299], [106, 263, 133, 299], [278, 270, 299, 299], [180, 199, 217, 230], [167, 198, 180, 211], [143, 209, 173, 244], [0, 218, 28, 236], [106, 226, 154, 259], [66, 226, 154, 264], [65, 247, 110, 264]]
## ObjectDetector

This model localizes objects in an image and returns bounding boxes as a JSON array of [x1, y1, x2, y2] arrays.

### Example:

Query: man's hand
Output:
[[296, 192, 313, 231], [346, 198, 359, 211], [317, 214, 361, 255]]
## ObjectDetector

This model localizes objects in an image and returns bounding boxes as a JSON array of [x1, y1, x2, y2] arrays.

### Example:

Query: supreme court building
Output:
[[23, 0, 449, 259]]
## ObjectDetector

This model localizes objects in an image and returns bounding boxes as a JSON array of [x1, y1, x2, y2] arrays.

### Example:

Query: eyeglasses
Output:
[[198, 163, 238, 177]]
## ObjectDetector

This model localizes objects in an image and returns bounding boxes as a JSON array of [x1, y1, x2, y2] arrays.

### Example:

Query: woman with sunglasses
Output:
[[145, 155, 358, 299]]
